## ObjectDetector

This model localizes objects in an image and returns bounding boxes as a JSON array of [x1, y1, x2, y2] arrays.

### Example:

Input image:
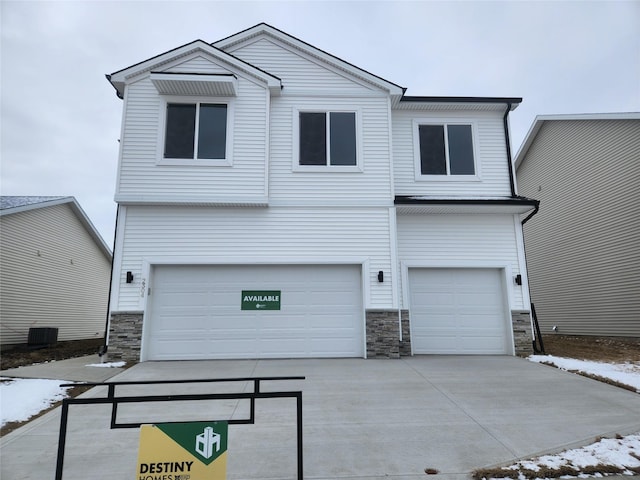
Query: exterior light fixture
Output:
[[514, 274, 522, 285], [378, 271, 384, 283], [126, 271, 134, 283]]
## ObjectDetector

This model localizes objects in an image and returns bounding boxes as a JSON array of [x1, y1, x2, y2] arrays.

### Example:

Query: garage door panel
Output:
[[146, 264, 363, 360], [409, 268, 510, 355]]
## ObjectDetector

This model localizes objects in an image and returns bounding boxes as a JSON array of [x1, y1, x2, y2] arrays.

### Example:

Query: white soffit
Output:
[[150, 73, 238, 96], [396, 203, 536, 215]]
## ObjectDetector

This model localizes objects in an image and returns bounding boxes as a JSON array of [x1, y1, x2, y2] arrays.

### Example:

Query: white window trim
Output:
[[293, 107, 363, 172], [412, 119, 481, 182], [156, 96, 235, 167]]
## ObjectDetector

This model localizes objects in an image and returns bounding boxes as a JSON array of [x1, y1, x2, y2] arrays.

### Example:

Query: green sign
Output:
[[241, 290, 281, 310]]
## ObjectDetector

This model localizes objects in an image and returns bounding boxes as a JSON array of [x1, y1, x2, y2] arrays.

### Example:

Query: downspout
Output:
[[521, 201, 539, 225], [503, 103, 517, 197], [504, 101, 544, 352], [98, 204, 119, 358], [519, 192, 542, 352]]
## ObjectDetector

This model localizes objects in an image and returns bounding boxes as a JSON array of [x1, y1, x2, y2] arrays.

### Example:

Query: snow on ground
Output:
[[0, 377, 73, 427], [1, 362, 123, 427], [495, 434, 640, 478], [529, 355, 640, 391], [482, 355, 640, 479], [85, 361, 126, 368], [2, 355, 639, 479]]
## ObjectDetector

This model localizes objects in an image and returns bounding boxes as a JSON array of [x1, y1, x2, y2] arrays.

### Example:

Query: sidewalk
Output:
[[0, 355, 125, 383]]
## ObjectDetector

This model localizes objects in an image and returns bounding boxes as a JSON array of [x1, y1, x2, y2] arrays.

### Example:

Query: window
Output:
[[164, 102, 227, 160], [417, 123, 475, 176], [299, 111, 357, 167]]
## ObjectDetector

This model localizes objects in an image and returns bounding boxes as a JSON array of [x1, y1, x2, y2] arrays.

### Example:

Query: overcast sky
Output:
[[2, 0, 638, 244]]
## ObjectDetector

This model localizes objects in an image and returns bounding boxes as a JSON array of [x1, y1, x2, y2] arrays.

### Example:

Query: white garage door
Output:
[[409, 268, 511, 354], [145, 264, 363, 360]]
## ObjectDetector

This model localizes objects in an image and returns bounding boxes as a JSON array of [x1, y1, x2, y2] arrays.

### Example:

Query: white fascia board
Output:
[[213, 24, 404, 97], [108, 40, 281, 97], [514, 112, 640, 169], [533, 112, 640, 122]]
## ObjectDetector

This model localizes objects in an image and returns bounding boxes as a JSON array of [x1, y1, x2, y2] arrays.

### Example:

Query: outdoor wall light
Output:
[[126, 271, 134, 283], [378, 271, 384, 283], [514, 274, 522, 285]]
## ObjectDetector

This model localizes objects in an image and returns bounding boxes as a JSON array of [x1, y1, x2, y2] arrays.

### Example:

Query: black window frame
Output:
[[416, 122, 476, 177], [163, 101, 228, 161], [298, 111, 358, 168]]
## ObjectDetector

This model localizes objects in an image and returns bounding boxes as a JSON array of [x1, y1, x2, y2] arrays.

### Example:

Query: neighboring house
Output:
[[105, 23, 539, 363], [515, 113, 640, 338], [0, 196, 112, 347]]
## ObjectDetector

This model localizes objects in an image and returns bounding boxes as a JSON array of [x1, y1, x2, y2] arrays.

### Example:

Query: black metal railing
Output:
[[55, 376, 305, 480]]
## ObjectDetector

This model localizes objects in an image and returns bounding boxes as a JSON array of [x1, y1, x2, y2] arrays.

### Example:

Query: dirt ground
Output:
[[539, 334, 640, 363], [0, 338, 104, 370]]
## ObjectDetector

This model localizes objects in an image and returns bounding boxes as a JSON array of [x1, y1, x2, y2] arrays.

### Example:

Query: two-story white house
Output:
[[105, 24, 539, 363]]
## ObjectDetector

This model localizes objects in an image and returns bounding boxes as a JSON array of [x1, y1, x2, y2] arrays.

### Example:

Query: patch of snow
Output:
[[529, 355, 640, 391], [497, 434, 640, 479], [0, 377, 73, 427], [85, 361, 126, 368]]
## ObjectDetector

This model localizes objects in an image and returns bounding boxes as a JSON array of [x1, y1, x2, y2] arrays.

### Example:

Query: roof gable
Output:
[[0, 196, 112, 259], [514, 112, 640, 169], [213, 23, 405, 98], [107, 40, 282, 98]]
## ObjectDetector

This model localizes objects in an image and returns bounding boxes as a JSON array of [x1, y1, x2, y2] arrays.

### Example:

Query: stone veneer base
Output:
[[511, 310, 534, 357], [108, 311, 143, 363], [107, 309, 529, 363], [365, 309, 410, 359]]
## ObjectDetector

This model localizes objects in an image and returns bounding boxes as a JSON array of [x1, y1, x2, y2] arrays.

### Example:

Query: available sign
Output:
[[136, 421, 228, 480], [241, 290, 281, 310]]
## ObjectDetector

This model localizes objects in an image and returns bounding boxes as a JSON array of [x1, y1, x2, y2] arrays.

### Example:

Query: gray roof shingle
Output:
[[0, 196, 67, 210]]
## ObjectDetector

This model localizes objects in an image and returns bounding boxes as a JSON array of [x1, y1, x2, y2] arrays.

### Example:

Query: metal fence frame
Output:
[[55, 376, 305, 480]]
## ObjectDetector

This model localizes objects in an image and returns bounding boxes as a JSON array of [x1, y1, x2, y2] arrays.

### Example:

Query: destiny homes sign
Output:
[[241, 290, 281, 310], [137, 421, 228, 480]]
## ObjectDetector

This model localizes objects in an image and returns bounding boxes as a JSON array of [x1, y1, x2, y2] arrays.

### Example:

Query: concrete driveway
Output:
[[2, 356, 640, 480]]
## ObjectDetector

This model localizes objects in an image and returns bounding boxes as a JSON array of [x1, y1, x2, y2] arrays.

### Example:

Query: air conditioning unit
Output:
[[27, 327, 59, 347]]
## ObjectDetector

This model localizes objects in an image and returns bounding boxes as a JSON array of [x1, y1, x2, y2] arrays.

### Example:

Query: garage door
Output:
[[409, 268, 511, 354], [145, 264, 363, 360]]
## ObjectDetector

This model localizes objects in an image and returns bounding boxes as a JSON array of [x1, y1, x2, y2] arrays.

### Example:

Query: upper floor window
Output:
[[416, 123, 476, 177], [297, 111, 359, 169], [160, 100, 232, 166]]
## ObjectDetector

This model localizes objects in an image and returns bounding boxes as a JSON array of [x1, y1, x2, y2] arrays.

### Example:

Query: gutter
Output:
[[503, 102, 517, 197], [99, 205, 119, 358], [394, 196, 539, 207], [105, 74, 124, 100]]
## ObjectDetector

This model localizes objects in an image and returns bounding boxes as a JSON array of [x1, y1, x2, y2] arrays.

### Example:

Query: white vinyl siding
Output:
[[0, 205, 111, 345], [396, 214, 524, 310], [113, 205, 393, 311], [392, 110, 512, 196], [164, 55, 232, 74], [146, 264, 363, 360], [517, 119, 640, 337], [268, 96, 393, 204], [226, 37, 378, 95], [117, 69, 268, 199]]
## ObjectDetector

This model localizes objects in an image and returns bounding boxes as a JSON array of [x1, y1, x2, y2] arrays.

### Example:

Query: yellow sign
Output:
[[136, 421, 227, 480]]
